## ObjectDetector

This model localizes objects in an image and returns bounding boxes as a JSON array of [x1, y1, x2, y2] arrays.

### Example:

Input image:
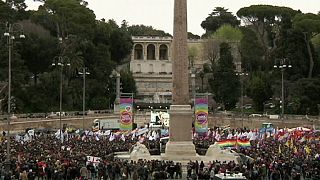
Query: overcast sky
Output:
[[25, 0, 319, 36]]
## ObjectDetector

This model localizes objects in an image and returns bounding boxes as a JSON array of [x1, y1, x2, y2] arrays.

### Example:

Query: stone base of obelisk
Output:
[[163, 141, 199, 161], [163, 105, 197, 160]]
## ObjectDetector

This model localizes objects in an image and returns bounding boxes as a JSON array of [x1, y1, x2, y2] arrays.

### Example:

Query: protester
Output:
[[0, 126, 319, 179]]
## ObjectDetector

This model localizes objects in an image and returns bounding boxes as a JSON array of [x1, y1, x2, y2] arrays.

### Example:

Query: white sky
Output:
[[25, 0, 319, 36]]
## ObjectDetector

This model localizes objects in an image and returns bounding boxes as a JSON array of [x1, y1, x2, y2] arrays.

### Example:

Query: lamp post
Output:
[[52, 56, 70, 145], [78, 67, 90, 130], [236, 72, 249, 128], [3, 22, 25, 163], [274, 58, 292, 119]]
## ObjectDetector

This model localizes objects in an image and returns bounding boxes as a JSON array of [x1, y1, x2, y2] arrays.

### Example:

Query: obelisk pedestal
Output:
[[164, 105, 197, 160]]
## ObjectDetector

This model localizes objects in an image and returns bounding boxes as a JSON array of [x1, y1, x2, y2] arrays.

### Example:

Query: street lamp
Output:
[[236, 72, 249, 128], [274, 58, 292, 119], [78, 67, 90, 130], [3, 22, 25, 163], [52, 56, 70, 144]]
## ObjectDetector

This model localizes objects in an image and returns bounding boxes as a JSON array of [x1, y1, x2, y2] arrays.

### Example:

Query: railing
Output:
[[1, 108, 319, 123], [0, 109, 114, 120]]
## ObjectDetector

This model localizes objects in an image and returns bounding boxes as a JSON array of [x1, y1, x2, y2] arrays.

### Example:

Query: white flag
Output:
[[109, 133, 115, 141], [131, 132, 135, 140], [105, 130, 111, 136], [15, 135, 21, 142], [121, 134, 126, 142], [23, 134, 30, 142], [28, 129, 35, 136], [55, 130, 62, 139]]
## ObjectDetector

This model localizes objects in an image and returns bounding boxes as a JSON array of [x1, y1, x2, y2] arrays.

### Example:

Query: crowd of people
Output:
[[0, 125, 319, 179]]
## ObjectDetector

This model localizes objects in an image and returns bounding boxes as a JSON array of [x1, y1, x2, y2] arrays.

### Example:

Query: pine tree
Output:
[[210, 42, 240, 110]]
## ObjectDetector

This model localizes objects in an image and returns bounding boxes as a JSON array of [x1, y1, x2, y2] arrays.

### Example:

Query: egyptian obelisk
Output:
[[165, 0, 197, 158]]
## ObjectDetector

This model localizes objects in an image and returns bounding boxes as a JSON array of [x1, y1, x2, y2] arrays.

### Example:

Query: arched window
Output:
[[134, 44, 143, 60], [159, 44, 168, 60], [147, 44, 156, 60]]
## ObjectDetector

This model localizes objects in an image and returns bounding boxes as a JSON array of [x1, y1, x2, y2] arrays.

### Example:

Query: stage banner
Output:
[[195, 97, 208, 133], [120, 98, 133, 131]]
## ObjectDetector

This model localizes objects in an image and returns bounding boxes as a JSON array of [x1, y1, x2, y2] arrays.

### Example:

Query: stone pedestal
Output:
[[165, 105, 197, 158], [164, 141, 197, 161], [130, 142, 151, 161], [113, 99, 119, 114], [205, 143, 240, 163]]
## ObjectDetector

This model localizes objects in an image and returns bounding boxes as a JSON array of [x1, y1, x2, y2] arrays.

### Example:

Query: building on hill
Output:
[[128, 36, 241, 108], [129, 36, 173, 108]]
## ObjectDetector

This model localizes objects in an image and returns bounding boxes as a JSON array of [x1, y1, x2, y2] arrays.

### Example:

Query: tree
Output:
[[58, 35, 85, 75], [5, 0, 30, 20], [109, 29, 133, 63], [209, 42, 240, 110], [92, 19, 133, 63], [201, 7, 240, 37], [188, 46, 198, 70], [6, 0, 26, 10], [188, 32, 200, 39], [19, 20, 57, 85], [203, 38, 221, 69], [312, 34, 320, 75], [247, 73, 272, 111], [120, 69, 137, 95], [293, 13, 320, 78], [127, 24, 171, 37], [237, 5, 298, 63], [274, 29, 311, 79], [211, 25, 243, 74], [20, 33, 58, 84], [32, 0, 96, 39], [0, 1, 14, 21], [289, 77, 320, 115], [239, 27, 264, 72], [213, 24, 243, 42], [0, 0, 137, 113], [312, 34, 320, 54]]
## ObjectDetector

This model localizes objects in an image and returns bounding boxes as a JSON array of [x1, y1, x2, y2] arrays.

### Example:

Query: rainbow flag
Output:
[[237, 139, 251, 147], [217, 139, 236, 148], [195, 97, 208, 133], [119, 98, 133, 131]]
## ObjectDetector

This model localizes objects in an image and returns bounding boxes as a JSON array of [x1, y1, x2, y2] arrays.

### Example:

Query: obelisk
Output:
[[165, 0, 197, 158]]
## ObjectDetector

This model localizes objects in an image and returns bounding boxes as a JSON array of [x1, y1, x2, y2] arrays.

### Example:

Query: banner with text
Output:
[[120, 98, 133, 131], [195, 97, 208, 133]]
